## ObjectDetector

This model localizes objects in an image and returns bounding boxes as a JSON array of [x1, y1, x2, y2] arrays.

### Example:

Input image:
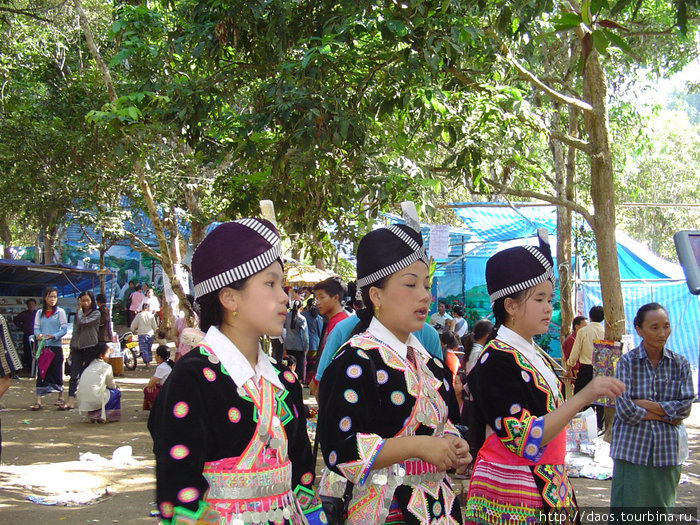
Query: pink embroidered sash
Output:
[[478, 428, 567, 466]]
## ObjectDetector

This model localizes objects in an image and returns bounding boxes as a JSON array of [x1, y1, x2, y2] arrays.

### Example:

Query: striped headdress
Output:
[[356, 224, 429, 290], [486, 228, 556, 306], [192, 218, 282, 299]]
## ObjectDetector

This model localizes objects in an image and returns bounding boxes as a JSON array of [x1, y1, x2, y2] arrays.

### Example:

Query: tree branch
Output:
[[549, 128, 593, 154], [482, 177, 593, 223], [447, 67, 493, 93], [506, 53, 593, 113], [73, 0, 117, 103], [123, 230, 160, 259]]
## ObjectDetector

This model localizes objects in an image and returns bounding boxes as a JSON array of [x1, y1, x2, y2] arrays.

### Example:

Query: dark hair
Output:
[[135, 284, 142, 291], [313, 277, 347, 303], [87, 342, 110, 363], [304, 297, 319, 318], [452, 305, 464, 317], [42, 287, 59, 315], [197, 280, 248, 332], [155, 344, 174, 367], [440, 331, 460, 349], [462, 319, 494, 361], [96, 293, 107, 304], [572, 315, 587, 330], [455, 371, 468, 399], [78, 290, 98, 313], [290, 300, 301, 329], [353, 298, 365, 311], [589, 305, 604, 323], [351, 276, 390, 336], [185, 294, 195, 307], [26, 298, 37, 305], [487, 289, 530, 342], [633, 302, 667, 328], [284, 354, 297, 368], [438, 300, 448, 308]]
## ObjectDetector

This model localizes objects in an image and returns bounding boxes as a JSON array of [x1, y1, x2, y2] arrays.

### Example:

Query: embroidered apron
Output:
[[320, 334, 460, 524], [193, 344, 307, 525]]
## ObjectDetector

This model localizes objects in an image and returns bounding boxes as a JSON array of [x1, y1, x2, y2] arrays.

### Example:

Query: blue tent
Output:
[[389, 203, 699, 391], [0, 259, 112, 298]]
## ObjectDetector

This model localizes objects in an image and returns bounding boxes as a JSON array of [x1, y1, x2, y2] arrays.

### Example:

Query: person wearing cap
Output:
[[317, 224, 471, 524], [464, 230, 625, 524], [148, 218, 325, 525]]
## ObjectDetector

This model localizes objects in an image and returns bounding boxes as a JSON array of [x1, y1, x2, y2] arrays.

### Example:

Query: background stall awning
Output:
[[0, 259, 111, 297]]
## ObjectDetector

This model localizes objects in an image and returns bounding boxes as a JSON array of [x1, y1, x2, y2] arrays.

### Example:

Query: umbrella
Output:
[[284, 261, 338, 287]]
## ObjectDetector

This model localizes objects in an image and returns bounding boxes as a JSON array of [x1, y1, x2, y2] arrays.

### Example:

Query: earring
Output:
[[374, 305, 380, 316], [232, 311, 238, 318]]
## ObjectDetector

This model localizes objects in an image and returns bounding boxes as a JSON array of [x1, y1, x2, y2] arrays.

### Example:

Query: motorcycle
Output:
[[119, 331, 141, 371]]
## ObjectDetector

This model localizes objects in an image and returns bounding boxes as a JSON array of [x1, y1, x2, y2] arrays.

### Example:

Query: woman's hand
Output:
[[414, 435, 460, 471], [578, 376, 625, 405], [444, 434, 472, 472]]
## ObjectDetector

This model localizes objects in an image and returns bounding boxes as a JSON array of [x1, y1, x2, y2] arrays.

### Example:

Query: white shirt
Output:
[[466, 342, 484, 374], [496, 325, 560, 396], [453, 317, 468, 338], [76, 359, 116, 414], [130, 310, 158, 336], [429, 312, 452, 334], [367, 317, 430, 361], [153, 361, 172, 384], [202, 326, 284, 390]]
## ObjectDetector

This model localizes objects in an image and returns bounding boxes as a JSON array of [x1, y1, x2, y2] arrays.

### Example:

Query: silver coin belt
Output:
[[328, 464, 448, 522], [206, 490, 303, 525], [211, 492, 302, 525], [204, 462, 292, 500]]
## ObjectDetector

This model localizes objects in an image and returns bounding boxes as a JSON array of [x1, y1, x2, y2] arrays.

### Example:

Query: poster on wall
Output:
[[429, 224, 450, 260]]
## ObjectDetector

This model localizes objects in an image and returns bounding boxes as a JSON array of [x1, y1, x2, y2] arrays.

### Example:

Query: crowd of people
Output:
[[0, 217, 695, 523]]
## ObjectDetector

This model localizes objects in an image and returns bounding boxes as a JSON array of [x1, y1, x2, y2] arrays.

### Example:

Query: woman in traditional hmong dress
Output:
[[464, 230, 625, 524], [148, 219, 325, 525], [1, 313, 23, 460], [318, 224, 472, 524]]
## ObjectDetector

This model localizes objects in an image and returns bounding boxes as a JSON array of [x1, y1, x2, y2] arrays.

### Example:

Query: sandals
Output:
[[30, 403, 42, 411], [55, 400, 66, 407], [57, 405, 73, 411]]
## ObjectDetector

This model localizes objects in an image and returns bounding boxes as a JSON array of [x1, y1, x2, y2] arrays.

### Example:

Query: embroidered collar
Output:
[[367, 317, 429, 360], [496, 325, 560, 395], [202, 325, 284, 390]]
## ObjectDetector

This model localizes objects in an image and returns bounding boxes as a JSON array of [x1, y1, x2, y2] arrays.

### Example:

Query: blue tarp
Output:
[[408, 203, 699, 390], [0, 259, 111, 298]]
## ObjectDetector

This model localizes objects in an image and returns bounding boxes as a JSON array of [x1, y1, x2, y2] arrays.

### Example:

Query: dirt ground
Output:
[[1, 361, 698, 524]]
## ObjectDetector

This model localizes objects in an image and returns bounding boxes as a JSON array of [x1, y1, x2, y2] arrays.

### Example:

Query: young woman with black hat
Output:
[[464, 230, 625, 524], [148, 219, 325, 525], [318, 224, 471, 524]]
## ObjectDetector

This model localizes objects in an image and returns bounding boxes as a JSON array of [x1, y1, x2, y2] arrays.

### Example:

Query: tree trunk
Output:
[[550, 105, 574, 342], [0, 214, 12, 258], [43, 225, 58, 264], [184, 189, 205, 250], [135, 160, 195, 328], [99, 245, 106, 296], [582, 52, 626, 340], [35, 235, 42, 263]]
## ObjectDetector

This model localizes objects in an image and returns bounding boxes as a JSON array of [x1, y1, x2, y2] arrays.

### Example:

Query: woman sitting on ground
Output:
[[76, 343, 121, 423], [143, 345, 174, 410]]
